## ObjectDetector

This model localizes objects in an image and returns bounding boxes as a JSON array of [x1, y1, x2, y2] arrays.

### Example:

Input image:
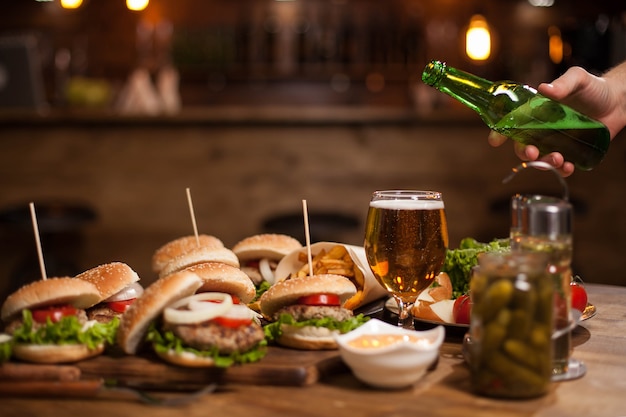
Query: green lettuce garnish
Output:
[[0, 337, 12, 363], [442, 237, 510, 298], [253, 281, 272, 302], [11, 309, 119, 349], [263, 313, 369, 343], [147, 323, 267, 368]]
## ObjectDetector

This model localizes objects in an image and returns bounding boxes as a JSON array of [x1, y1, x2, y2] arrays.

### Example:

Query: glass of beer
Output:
[[364, 190, 449, 329]]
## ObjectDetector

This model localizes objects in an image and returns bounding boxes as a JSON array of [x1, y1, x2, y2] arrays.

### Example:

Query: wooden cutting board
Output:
[[75, 346, 346, 387]]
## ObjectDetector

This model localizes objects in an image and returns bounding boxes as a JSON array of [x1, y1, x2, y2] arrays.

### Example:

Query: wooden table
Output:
[[2, 283, 625, 417]]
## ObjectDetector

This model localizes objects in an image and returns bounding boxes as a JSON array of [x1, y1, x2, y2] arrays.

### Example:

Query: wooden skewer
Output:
[[186, 187, 200, 246], [29, 202, 47, 280], [302, 200, 314, 277]]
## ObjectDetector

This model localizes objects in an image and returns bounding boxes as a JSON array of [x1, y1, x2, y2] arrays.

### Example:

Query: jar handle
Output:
[[501, 161, 569, 202]]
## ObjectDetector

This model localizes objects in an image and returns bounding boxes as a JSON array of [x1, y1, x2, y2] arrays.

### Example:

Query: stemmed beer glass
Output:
[[364, 190, 449, 329]]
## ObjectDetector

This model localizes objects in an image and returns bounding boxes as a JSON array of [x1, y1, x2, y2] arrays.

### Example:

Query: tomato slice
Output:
[[31, 305, 78, 324], [244, 260, 260, 269], [203, 295, 240, 304], [212, 316, 252, 328], [297, 293, 341, 306], [107, 298, 136, 313]]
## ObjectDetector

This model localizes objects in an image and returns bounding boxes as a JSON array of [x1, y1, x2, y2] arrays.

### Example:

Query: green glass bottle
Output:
[[421, 60, 610, 171]]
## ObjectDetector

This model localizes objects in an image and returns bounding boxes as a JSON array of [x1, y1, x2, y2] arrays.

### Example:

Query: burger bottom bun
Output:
[[155, 348, 216, 368], [12, 343, 104, 364], [277, 324, 339, 350]]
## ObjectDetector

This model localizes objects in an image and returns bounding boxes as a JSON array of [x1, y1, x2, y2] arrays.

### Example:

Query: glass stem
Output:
[[396, 298, 414, 329]]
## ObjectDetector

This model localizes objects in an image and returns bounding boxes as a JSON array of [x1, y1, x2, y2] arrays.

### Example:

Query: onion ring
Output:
[[163, 292, 233, 324], [105, 282, 144, 302], [259, 258, 275, 284]]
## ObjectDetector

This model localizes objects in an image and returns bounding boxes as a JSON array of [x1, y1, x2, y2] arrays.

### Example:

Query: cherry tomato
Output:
[[212, 316, 252, 328], [570, 282, 588, 313], [31, 305, 78, 323], [452, 294, 472, 325], [297, 293, 341, 306], [107, 299, 136, 313]]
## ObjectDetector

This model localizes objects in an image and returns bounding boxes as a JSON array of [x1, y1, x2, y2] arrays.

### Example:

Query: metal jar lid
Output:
[[511, 194, 572, 238]]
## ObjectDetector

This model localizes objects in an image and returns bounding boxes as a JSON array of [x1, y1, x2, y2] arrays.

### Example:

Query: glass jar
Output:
[[469, 252, 553, 398]]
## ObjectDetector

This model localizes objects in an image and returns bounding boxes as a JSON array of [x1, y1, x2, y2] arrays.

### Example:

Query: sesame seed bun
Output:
[[232, 234, 302, 261], [158, 247, 240, 278], [117, 270, 203, 355], [1, 277, 101, 323], [182, 262, 256, 304], [74, 262, 140, 301], [152, 234, 224, 274]]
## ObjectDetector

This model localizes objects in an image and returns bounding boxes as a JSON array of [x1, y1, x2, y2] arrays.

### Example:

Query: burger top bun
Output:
[[152, 234, 224, 273], [232, 234, 303, 261], [117, 270, 202, 355], [183, 262, 257, 304], [259, 274, 357, 319], [158, 246, 240, 278], [1, 277, 101, 322], [74, 262, 140, 300]]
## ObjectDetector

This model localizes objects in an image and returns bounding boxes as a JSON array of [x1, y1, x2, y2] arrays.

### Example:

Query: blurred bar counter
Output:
[[0, 106, 624, 301]]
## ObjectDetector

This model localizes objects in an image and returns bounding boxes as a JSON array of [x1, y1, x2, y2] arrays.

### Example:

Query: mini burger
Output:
[[117, 270, 266, 367], [0, 277, 118, 363], [75, 262, 143, 322], [152, 234, 225, 276], [260, 274, 369, 350], [232, 234, 303, 290]]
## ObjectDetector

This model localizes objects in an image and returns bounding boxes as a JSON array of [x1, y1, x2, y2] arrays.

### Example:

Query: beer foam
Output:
[[370, 199, 444, 210]]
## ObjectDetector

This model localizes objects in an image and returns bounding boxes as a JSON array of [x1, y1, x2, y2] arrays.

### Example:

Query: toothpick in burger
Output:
[[75, 262, 143, 323], [0, 277, 119, 363], [260, 274, 369, 350], [117, 269, 267, 367]]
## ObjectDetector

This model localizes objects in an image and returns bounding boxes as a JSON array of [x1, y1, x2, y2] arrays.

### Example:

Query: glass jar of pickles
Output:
[[469, 252, 553, 398]]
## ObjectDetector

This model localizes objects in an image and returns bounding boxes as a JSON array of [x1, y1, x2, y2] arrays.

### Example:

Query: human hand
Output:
[[487, 131, 576, 177], [487, 63, 626, 177]]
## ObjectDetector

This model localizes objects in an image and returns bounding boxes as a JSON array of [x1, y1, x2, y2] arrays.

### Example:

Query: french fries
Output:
[[289, 245, 365, 290]]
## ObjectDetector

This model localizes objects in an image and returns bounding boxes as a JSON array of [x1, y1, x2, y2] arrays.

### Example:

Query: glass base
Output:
[[552, 358, 587, 382]]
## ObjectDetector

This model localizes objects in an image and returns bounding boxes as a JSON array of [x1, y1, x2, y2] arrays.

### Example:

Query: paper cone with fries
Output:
[[274, 242, 388, 310]]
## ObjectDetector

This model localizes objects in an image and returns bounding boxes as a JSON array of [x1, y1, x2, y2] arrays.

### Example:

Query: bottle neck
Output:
[[422, 61, 499, 123]]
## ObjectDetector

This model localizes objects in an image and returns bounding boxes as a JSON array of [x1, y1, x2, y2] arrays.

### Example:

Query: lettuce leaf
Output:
[[263, 312, 370, 343], [147, 323, 267, 368], [0, 338, 12, 363], [10, 309, 119, 350], [442, 237, 510, 299]]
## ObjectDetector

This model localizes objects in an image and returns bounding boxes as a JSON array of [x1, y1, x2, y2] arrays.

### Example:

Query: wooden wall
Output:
[[1, 116, 624, 301]]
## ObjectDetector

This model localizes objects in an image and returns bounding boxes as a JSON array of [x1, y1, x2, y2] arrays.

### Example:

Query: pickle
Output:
[[529, 324, 550, 348], [487, 351, 549, 396], [476, 280, 514, 322], [478, 310, 510, 356], [512, 282, 537, 312], [503, 339, 544, 372], [507, 309, 531, 340]]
